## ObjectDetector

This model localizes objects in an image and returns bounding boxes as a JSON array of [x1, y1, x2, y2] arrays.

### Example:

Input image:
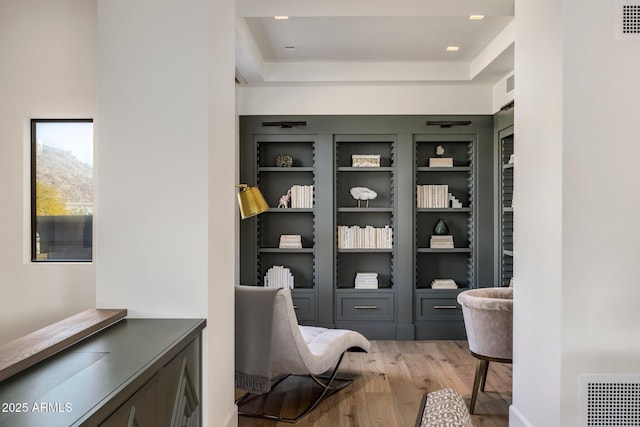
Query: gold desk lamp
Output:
[[236, 184, 269, 219]]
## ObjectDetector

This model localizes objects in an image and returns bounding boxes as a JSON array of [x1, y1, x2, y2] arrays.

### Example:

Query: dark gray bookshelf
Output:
[[494, 106, 515, 287], [240, 115, 495, 339]]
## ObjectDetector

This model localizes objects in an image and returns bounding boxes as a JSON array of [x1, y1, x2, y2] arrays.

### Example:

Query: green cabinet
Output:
[[240, 116, 494, 339]]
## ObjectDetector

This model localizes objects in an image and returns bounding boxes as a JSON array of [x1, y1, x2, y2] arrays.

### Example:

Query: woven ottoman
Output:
[[415, 388, 472, 427]]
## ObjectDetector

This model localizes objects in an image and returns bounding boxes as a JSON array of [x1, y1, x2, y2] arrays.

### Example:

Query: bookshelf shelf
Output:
[[259, 248, 314, 253], [259, 166, 315, 172], [417, 248, 472, 253]]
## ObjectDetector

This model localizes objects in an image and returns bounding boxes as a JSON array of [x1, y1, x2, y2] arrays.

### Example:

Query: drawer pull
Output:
[[433, 305, 458, 310], [354, 305, 378, 310]]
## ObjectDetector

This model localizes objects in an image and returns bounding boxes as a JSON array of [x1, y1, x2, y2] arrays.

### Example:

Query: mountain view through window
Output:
[[31, 119, 93, 261]]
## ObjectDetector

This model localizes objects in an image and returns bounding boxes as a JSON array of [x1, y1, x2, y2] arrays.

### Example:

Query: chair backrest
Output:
[[269, 288, 321, 375], [457, 287, 513, 360]]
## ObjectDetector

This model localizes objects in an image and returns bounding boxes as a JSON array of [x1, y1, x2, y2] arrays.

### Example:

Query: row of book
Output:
[[417, 184, 451, 208], [290, 185, 314, 208], [430, 235, 454, 249], [264, 265, 294, 289], [279, 234, 302, 249], [337, 225, 393, 249], [431, 279, 458, 289], [355, 272, 378, 289]]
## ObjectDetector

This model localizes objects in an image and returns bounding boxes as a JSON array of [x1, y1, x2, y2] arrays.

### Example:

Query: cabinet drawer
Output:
[[291, 293, 316, 322], [416, 296, 462, 321], [336, 293, 394, 321]]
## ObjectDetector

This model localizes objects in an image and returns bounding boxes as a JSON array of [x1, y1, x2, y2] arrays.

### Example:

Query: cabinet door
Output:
[[100, 374, 161, 427], [161, 338, 201, 427]]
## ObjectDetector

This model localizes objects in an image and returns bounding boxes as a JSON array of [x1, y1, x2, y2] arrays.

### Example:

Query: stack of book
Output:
[[279, 234, 302, 249], [290, 185, 314, 208], [428, 157, 454, 167], [264, 266, 294, 289], [431, 279, 458, 289], [417, 185, 449, 208], [355, 272, 379, 289], [337, 225, 393, 249], [430, 235, 454, 249]]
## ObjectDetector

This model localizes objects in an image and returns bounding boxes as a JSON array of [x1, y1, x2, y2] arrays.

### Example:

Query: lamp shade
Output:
[[237, 185, 269, 219]]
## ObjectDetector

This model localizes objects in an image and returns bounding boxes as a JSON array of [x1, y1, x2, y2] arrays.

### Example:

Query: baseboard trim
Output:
[[509, 404, 533, 427]]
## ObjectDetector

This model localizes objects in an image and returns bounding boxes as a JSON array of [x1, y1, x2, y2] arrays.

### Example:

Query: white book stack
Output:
[[264, 266, 294, 289], [290, 185, 314, 208], [430, 235, 454, 249], [417, 185, 449, 208], [279, 234, 302, 249], [431, 279, 458, 289], [355, 272, 379, 289], [428, 157, 454, 167], [337, 225, 393, 249]]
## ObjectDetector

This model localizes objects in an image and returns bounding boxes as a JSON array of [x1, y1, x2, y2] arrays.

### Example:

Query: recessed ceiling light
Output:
[[274, 16, 289, 20], [469, 15, 485, 20], [446, 46, 460, 52], [284, 46, 296, 50]]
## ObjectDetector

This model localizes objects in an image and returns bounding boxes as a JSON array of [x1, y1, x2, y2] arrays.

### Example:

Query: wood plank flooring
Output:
[[236, 340, 511, 427]]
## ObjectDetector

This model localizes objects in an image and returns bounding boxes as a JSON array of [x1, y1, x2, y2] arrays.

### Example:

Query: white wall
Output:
[[513, 0, 640, 425], [237, 84, 494, 115], [95, 0, 209, 318], [96, 0, 236, 425], [0, 0, 96, 344]]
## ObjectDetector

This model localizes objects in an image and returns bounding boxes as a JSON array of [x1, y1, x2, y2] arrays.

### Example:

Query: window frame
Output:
[[30, 118, 94, 263]]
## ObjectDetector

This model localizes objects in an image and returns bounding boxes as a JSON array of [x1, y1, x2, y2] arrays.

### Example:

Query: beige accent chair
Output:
[[235, 285, 371, 423], [457, 287, 513, 414]]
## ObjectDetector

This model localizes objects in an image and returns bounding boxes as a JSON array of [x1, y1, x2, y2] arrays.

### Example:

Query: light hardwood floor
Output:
[[236, 340, 512, 427]]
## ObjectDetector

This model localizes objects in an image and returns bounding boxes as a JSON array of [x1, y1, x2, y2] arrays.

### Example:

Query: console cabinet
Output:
[[240, 115, 495, 339], [0, 319, 205, 427]]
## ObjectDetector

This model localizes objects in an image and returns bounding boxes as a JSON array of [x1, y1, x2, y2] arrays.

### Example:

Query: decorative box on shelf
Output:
[[428, 157, 454, 167], [352, 154, 381, 167]]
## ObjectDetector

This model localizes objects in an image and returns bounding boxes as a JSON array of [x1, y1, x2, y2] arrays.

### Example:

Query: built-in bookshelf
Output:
[[413, 135, 476, 340], [495, 105, 514, 288], [499, 129, 514, 287], [240, 116, 495, 339]]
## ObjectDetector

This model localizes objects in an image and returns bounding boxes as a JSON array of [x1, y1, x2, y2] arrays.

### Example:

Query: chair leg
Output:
[[480, 360, 490, 392], [470, 359, 488, 414], [237, 352, 350, 423]]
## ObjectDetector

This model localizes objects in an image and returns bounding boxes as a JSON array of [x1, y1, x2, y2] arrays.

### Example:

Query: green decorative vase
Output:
[[433, 218, 450, 235]]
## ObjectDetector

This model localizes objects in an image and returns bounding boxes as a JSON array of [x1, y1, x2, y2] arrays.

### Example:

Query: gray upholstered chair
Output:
[[457, 287, 513, 414], [235, 285, 371, 423]]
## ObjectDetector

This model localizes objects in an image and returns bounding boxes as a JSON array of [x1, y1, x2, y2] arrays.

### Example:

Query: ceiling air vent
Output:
[[616, 0, 640, 40], [580, 374, 640, 426]]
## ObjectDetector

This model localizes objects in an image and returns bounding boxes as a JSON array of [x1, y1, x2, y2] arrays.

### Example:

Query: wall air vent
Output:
[[616, 0, 640, 40], [506, 75, 515, 93], [262, 121, 307, 128], [426, 121, 472, 128], [580, 374, 640, 426]]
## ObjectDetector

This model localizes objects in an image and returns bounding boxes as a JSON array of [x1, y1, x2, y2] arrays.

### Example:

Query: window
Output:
[[31, 119, 94, 262]]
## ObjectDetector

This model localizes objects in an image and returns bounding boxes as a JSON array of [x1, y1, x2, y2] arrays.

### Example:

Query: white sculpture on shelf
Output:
[[278, 189, 291, 208], [350, 187, 377, 208]]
